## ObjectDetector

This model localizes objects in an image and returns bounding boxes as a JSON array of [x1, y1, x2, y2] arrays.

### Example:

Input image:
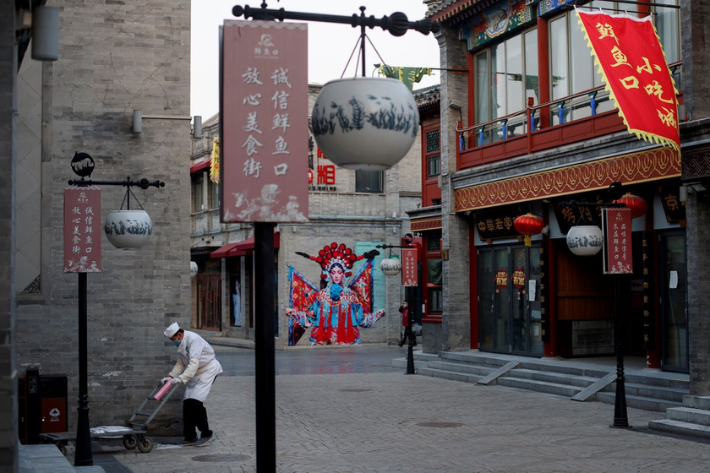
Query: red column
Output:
[[537, 16, 550, 129]]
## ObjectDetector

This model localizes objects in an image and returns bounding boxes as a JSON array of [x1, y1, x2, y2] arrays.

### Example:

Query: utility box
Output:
[[20, 370, 68, 443], [40, 375, 68, 434]]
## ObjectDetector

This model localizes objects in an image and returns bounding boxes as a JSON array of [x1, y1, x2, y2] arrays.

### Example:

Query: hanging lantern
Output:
[[190, 261, 198, 279], [104, 209, 153, 249], [566, 225, 603, 256], [311, 77, 419, 170], [380, 256, 402, 276], [615, 192, 647, 218], [514, 213, 545, 246]]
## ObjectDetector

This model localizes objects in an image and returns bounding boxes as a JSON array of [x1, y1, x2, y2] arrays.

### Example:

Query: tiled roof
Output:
[[426, 0, 485, 23], [414, 85, 440, 110]]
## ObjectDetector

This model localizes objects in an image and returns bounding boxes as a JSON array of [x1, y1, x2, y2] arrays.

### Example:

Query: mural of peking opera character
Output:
[[286, 242, 385, 346]]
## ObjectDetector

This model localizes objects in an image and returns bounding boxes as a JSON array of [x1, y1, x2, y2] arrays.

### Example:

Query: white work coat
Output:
[[169, 331, 223, 402]]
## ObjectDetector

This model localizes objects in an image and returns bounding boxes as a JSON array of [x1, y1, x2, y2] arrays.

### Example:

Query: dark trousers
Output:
[[183, 398, 212, 441], [399, 326, 415, 346]]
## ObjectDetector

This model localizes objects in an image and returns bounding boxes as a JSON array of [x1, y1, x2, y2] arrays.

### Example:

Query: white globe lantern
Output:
[[190, 261, 199, 279], [311, 77, 419, 170], [566, 225, 603, 256], [104, 209, 153, 249], [380, 257, 402, 276]]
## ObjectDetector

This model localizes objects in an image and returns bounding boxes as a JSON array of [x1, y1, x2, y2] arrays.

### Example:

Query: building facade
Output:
[[413, 0, 710, 393], [189, 84, 425, 347], [6, 0, 193, 457]]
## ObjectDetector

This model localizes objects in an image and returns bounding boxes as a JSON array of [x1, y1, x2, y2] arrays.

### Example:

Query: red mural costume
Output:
[[287, 243, 385, 345]]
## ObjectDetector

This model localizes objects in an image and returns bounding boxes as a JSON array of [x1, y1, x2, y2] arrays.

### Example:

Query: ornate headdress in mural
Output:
[[295, 242, 379, 280]]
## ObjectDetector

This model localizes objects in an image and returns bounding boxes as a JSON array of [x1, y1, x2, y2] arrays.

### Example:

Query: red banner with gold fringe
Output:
[[577, 10, 680, 150]]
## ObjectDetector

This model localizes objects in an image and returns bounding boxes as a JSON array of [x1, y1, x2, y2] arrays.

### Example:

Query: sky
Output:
[[190, 0, 442, 119]]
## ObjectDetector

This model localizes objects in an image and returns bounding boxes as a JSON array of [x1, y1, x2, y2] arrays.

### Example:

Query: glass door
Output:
[[478, 246, 543, 356], [660, 232, 688, 372]]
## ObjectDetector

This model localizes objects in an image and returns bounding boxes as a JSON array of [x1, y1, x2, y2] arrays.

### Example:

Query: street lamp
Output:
[[561, 182, 645, 429], [230, 5, 439, 470], [66, 154, 164, 466]]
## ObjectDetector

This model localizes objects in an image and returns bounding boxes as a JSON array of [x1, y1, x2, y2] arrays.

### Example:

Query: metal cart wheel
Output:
[[136, 435, 154, 453], [122, 434, 138, 450]]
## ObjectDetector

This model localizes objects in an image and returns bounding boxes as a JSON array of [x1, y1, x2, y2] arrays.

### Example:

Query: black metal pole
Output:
[[405, 298, 415, 375], [254, 222, 276, 472], [74, 272, 93, 466], [612, 275, 630, 428]]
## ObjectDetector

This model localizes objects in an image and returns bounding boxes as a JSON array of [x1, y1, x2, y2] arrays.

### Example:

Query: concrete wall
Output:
[[14, 0, 191, 434], [1, 0, 18, 469]]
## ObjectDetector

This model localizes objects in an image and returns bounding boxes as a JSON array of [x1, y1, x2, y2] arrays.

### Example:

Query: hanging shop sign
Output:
[[307, 164, 337, 191], [401, 248, 419, 287], [221, 20, 309, 223], [602, 208, 633, 274], [474, 208, 521, 242], [658, 185, 686, 224], [64, 187, 102, 273], [577, 11, 680, 150], [553, 201, 602, 235], [495, 267, 508, 292]]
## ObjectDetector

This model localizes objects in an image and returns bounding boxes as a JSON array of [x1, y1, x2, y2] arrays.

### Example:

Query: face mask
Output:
[[172, 339, 181, 347]]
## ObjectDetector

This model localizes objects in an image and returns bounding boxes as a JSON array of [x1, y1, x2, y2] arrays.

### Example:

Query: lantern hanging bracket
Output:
[[232, 4, 441, 78]]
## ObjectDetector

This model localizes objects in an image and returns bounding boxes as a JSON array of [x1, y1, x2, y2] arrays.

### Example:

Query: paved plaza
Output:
[[95, 346, 709, 472]]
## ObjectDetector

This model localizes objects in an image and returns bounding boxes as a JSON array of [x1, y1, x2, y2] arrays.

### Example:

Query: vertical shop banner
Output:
[[401, 248, 419, 287], [577, 10, 680, 150], [221, 20, 309, 223], [603, 207, 632, 275], [64, 188, 102, 273]]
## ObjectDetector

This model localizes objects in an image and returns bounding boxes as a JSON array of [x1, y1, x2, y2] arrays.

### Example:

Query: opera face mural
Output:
[[286, 242, 385, 346]]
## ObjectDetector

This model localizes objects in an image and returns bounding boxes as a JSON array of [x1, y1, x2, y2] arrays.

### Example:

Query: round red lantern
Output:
[[514, 213, 545, 246], [615, 192, 647, 219]]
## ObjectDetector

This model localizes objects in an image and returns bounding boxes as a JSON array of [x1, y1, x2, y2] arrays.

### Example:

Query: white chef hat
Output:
[[164, 322, 181, 338]]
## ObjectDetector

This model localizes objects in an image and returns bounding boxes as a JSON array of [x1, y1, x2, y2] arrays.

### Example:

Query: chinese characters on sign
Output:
[[603, 207, 632, 274], [577, 11, 680, 150], [221, 20, 309, 222], [64, 188, 102, 273], [401, 248, 418, 287], [474, 208, 524, 242]]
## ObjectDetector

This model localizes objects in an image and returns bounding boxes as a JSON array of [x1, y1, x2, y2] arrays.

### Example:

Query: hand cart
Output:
[[40, 380, 179, 455]]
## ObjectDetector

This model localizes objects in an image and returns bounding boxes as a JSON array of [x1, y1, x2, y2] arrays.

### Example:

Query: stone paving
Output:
[[105, 346, 710, 473]]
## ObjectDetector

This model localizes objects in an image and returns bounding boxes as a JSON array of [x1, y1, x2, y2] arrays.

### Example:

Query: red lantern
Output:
[[615, 192, 647, 219], [514, 213, 545, 246]]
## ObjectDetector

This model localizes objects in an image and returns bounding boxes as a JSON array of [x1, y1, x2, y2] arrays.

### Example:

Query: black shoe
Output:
[[195, 435, 213, 447]]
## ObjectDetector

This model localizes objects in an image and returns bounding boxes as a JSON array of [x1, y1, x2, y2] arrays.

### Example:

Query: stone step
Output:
[[438, 352, 512, 368], [648, 419, 710, 439], [682, 395, 710, 410], [596, 392, 682, 412], [666, 407, 710, 425], [620, 383, 687, 403], [508, 368, 598, 388], [417, 367, 484, 384], [427, 360, 496, 377], [496, 376, 583, 398]]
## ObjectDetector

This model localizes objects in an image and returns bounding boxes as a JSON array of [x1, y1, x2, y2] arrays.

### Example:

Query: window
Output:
[[192, 174, 203, 213], [425, 128, 440, 178], [355, 170, 383, 193], [550, 3, 616, 123], [429, 287, 443, 313], [209, 179, 219, 210], [474, 28, 538, 143]]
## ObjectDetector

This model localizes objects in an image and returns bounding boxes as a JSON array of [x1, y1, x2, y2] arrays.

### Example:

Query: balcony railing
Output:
[[457, 61, 683, 170]]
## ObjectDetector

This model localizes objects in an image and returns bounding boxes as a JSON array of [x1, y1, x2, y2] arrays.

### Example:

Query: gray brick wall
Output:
[[1, 0, 18, 468], [14, 0, 191, 435], [681, 0, 710, 119], [437, 25, 471, 351]]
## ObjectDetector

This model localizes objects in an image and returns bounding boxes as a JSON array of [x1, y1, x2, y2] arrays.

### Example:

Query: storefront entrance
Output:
[[660, 232, 688, 373], [478, 246, 544, 356]]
